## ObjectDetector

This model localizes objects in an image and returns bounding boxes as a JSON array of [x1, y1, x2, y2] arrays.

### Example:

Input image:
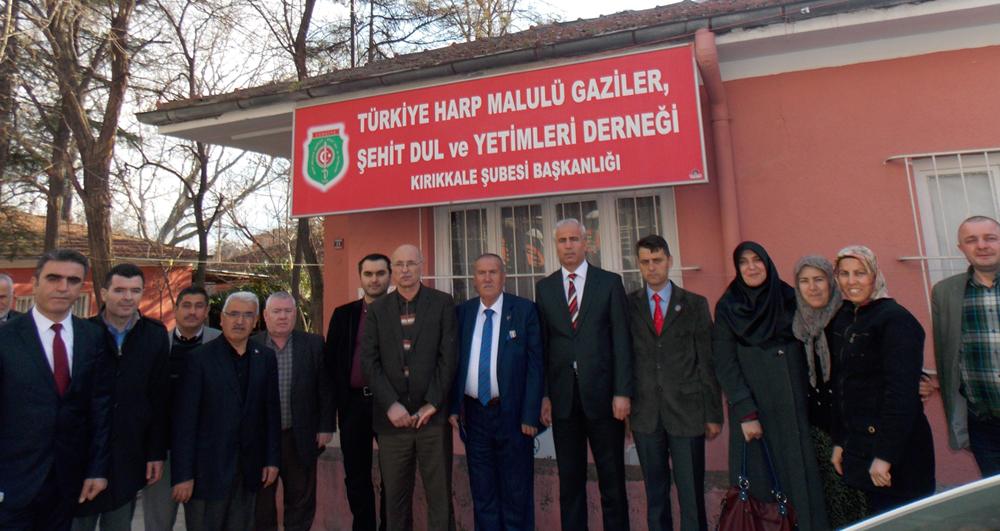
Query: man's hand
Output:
[[612, 396, 631, 421], [146, 460, 164, 485], [316, 432, 333, 449], [705, 423, 722, 441], [172, 480, 194, 503], [78, 478, 107, 503], [869, 458, 892, 487], [414, 404, 437, 429], [740, 420, 763, 442], [540, 397, 552, 427], [448, 414, 460, 431], [521, 424, 538, 437], [831, 445, 844, 476], [262, 466, 279, 487], [387, 402, 415, 428]]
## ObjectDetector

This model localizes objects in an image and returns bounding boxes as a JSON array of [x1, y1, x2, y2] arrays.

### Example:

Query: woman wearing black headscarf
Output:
[[713, 242, 830, 531]]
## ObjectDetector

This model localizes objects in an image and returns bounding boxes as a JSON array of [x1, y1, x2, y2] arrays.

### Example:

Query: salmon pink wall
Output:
[[322, 207, 436, 326]]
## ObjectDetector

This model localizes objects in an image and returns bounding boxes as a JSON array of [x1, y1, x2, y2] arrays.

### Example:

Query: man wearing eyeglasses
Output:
[[252, 292, 333, 531], [361, 244, 458, 530], [0, 249, 112, 530], [171, 291, 280, 531]]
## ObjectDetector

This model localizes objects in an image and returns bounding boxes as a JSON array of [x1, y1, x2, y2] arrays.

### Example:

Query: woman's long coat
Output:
[[713, 322, 831, 531]]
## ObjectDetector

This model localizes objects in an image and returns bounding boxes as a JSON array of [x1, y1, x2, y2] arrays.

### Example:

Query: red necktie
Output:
[[51, 323, 71, 397], [652, 293, 664, 335], [567, 273, 579, 329]]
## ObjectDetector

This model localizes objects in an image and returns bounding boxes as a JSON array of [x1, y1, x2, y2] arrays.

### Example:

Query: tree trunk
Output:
[[43, 111, 73, 251], [80, 158, 114, 308], [0, 0, 19, 183]]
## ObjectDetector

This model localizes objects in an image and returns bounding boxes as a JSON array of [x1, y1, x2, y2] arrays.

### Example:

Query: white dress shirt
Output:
[[562, 260, 589, 306], [465, 293, 503, 400], [32, 307, 75, 372]]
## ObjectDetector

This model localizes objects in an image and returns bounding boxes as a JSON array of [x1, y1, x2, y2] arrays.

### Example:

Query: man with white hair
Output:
[[0, 273, 21, 325], [253, 291, 333, 531], [172, 291, 281, 531], [535, 218, 633, 531]]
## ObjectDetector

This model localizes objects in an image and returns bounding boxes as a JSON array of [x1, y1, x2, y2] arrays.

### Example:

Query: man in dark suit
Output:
[[449, 253, 544, 531], [0, 272, 22, 325], [535, 218, 632, 531], [361, 244, 458, 531], [74, 263, 171, 531], [143, 285, 222, 531], [628, 235, 723, 531], [325, 253, 391, 531], [0, 249, 112, 530], [253, 291, 333, 531], [172, 291, 281, 531]]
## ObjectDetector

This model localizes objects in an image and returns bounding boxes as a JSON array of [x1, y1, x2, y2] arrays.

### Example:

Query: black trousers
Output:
[[633, 428, 707, 531], [185, 463, 256, 531], [254, 430, 317, 531], [340, 389, 387, 531], [0, 467, 76, 531], [551, 381, 629, 531]]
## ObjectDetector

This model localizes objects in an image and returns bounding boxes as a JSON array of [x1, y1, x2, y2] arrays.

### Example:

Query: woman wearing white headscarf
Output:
[[827, 246, 935, 516]]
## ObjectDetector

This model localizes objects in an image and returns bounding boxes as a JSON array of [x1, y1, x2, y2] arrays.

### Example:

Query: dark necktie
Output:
[[478, 309, 494, 406], [567, 273, 579, 329], [51, 323, 71, 397], [652, 293, 664, 335]]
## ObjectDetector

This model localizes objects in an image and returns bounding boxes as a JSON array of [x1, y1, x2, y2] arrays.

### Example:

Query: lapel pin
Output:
[[509, 330, 517, 339], [674, 305, 681, 312]]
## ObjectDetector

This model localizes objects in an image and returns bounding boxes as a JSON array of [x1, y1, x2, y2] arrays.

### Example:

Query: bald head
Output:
[[391, 244, 424, 291]]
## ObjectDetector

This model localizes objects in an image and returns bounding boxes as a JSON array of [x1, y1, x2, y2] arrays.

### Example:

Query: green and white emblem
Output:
[[302, 124, 349, 191]]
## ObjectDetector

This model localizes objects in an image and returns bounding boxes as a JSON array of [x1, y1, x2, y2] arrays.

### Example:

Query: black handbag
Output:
[[717, 439, 798, 531]]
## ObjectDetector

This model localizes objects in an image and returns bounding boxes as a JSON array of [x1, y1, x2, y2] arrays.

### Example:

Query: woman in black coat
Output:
[[713, 242, 830, 531], [827, 245, 935, 515]]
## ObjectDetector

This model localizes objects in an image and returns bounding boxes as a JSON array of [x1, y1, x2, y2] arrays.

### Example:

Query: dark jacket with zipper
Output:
[[826, 298, 935, 497], [78, 313, 171, 514]]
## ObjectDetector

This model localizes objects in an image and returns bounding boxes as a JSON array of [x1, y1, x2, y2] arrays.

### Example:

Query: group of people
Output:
[[0, 214, 998, 531]]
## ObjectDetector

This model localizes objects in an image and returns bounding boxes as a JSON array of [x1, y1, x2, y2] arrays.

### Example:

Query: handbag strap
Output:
[[740, 439, 791, 514]]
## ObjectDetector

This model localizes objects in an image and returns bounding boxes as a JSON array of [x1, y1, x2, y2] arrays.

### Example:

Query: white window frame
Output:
[[432, 188, 683, 298], [912, 151, 1000, 284]]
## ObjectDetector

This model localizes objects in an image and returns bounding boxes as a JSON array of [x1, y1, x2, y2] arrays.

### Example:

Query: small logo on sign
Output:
[[303, 124, 349, 191]]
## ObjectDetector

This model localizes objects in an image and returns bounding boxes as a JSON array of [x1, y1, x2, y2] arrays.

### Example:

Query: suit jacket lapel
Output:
[[409, 287, 431, 349], [460, 300, 478, 388], [497, 296, 514, 390], [632, 290, 656, 336], [243, 345, 264, 416], [574, 264, 598, 330], [18, 317, 57, 394], [70, 316, 87, 383], [660, 283, 684, 332]]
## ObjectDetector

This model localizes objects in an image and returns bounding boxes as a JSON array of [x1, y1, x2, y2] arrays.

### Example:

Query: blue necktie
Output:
[[478, 309, 495, 406]]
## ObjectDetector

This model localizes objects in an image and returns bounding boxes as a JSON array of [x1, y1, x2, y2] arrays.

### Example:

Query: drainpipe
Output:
[[694, 28, 741, 277]]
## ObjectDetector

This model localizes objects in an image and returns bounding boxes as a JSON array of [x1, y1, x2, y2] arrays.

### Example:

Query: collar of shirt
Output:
[[174, 326, 204, 342], [103, 312, 138, 347], [31, 306, 74, 371], [967, 266, 1000, 290], [265, 333, 293, 353], [646, 282, 673, 317], [395, 283, 422, 305], [561, 260, 589, 282], [478, 292, 504, 317]]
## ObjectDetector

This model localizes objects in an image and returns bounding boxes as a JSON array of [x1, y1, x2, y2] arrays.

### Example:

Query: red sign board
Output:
[[291, 45, 706, 216]]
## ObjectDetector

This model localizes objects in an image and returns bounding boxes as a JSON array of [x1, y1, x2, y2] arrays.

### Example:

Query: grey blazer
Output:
[[360, 285, 458, 434], [931, 271, 971, 450], [628, 283, 723, 436]]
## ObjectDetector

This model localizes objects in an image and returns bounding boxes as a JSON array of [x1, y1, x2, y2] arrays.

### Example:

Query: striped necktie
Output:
[[567, 273, 579, 329]]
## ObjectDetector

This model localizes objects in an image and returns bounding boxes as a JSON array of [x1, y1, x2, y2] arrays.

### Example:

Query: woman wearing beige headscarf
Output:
[[826, 246, 935, 516]]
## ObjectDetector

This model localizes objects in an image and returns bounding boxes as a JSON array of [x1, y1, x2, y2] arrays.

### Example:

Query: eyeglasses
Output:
[[223, 311, 257, 320], [392, 261, 422, 270]]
